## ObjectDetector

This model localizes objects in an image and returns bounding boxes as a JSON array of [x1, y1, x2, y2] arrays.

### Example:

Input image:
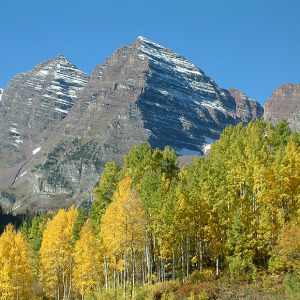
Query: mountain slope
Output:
[[264, 82, 300, 131], [0, 56, 89, 209], [228, 87, 264, 123], [27, 37, 263, 211], [0, 37, 263, 212]]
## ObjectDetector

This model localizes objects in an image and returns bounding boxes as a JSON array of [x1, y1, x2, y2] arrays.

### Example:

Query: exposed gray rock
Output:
[[1, 55, 89, 132], [27, 37, 258, 211], [228, 87, 264, 123], [0, 56, 89, 210], [0, 37, 263, 212], [0, 88, 3, 107], [264, 82, 300, 131]]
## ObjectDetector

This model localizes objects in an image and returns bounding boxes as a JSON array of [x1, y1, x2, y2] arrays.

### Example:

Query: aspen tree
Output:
[[40, 206, 78, 299], [275, 223, 300, 272], [0, 224, 33, 299], [101, 177, 147, 299], [73, 219, 100, 299], [175, 157, 207, 275], [279, 136, 300, 222]]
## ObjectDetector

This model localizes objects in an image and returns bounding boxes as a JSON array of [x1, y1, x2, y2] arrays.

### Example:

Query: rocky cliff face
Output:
[[0, 37, 263, 212], [228, 87, 264, 123], [1, 55, 89, 133], [0, 57, 89, 210], [264, 83, 300, 131], [0, 88, 3, 106]]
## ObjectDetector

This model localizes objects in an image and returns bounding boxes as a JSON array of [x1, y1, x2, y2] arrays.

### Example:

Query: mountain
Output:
[[0, 37, 263, 212], [0, 88, 3, 106], [0, 56, 89, 209], [264, 83, 300, 131], [228, 87, 264, 123]]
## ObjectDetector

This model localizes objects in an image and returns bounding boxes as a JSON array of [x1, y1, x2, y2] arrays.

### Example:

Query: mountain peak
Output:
[[134, 36, 205, 77], [264, 82, 300, 131], [42, 54, 74, 67], [136, 36, 163, 47], [228, 87, 264, 124], [136, 35, 148, 42]]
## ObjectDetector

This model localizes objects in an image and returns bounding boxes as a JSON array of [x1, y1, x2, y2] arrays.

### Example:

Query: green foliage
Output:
[[1, 191, 16, 203], [268, 255, 285, 274], [89, 161, 122, 233], [72, 208, 88, 242], [267, 119, 292, 150], [284, 271, 300, 299], [123, 142, 179, 185], [227, 254, 257, 280], [94, 161, 122, 207], [40, 141, 67, 170], [140, 168, 164, 213], [1, 118, 300, 299], [46, 170, 71, 189], [27, 214, 48, 277], [20, 220, 29, 237], [198, 291, 210, 300], [65, 139, 98, 163], [226, 208, 253, 260]]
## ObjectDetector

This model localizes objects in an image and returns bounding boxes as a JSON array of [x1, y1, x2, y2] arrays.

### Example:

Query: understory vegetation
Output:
[[0, 119, 300, 299]]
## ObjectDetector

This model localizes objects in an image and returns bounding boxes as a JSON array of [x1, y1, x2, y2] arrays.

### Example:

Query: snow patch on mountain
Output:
[[138, 36, 205, 78], [33, 147, 41, 155], [201, 136, 216, 154]]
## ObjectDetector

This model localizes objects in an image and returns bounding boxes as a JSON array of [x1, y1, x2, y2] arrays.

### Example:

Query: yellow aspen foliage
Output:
[[101, 177, 147, 298], [73, 219, 101, 298], [279, 136, 300, 221], [0, 224, 33, 299], [101, 177, 147, 261], [40, 205, 78, 299], [275, 223, 300, 272]]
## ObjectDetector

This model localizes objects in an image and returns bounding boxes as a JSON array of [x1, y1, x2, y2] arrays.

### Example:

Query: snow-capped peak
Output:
[[137, 36, 205, 77]]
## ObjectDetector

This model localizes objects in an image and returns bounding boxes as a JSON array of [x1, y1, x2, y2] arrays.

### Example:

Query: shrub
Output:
[[227, 255, 256, 280], [284, 271, 300, 299]]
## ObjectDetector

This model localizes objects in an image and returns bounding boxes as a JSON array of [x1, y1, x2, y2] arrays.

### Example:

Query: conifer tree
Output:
[[90, 161, 122, 233], [28, 213, 48, 278], [73, 208, 88, 243]]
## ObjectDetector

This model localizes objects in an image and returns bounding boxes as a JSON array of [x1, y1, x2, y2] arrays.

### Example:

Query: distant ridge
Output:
[[264, 82, 300, 131]]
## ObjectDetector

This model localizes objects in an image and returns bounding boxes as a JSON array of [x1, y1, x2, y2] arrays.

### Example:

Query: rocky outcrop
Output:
[[0, 88, 3, 106], [264, 83, 300, 131], [228, 87, 264, 123], [1, 55, 89, 133], [0, 37, 263, 212], [0, 56, 89, 210]]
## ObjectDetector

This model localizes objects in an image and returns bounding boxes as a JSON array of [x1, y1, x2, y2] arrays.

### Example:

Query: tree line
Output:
[[0, 119, 299, 299]]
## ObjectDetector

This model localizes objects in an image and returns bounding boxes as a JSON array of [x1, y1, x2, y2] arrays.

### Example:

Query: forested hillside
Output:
[[0, 119, 300, 299]]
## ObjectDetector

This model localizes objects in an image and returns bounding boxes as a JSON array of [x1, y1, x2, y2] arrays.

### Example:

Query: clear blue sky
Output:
[[1, 0, 299, 106]]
